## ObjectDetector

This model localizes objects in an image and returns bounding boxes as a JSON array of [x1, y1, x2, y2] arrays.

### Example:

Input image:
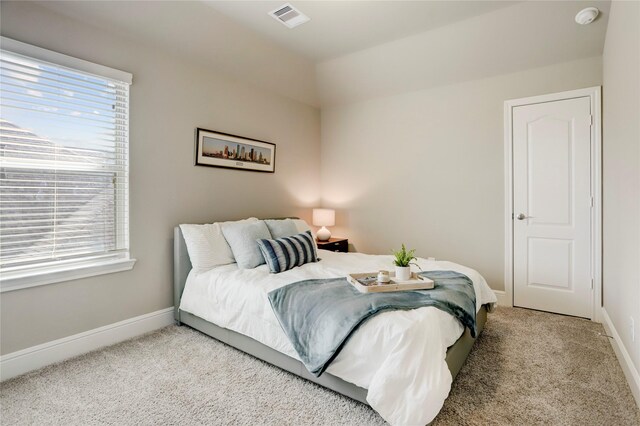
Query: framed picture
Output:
[[195, 128, 276, 173]]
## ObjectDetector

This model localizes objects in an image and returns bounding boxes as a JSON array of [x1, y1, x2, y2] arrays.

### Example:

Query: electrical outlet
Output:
[[631, 316, 635, 342]]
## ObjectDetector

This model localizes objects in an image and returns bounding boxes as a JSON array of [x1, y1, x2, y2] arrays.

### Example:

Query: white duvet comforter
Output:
[[180, 251, 496, 425]]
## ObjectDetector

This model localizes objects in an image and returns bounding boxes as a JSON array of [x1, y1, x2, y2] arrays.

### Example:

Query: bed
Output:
[[173, 222, 496, 425]]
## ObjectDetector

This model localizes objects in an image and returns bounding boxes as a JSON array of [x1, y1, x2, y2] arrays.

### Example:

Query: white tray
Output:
[[347, 272, 435, 293]]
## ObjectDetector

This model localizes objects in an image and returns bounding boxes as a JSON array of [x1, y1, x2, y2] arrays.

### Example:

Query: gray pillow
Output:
[[221, 220, 272, 269], [264, 219, 298, 239]]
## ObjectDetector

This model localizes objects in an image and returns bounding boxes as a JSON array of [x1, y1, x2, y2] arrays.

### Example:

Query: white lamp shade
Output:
[[312, 208, 335, 227]]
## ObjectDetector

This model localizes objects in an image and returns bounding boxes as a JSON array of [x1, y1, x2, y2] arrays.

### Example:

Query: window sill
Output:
[[0, 258, 137, 293]]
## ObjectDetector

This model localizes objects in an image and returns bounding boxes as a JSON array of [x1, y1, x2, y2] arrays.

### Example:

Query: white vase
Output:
[[316, 226, 331, 241], [395, 266, 411, 281]]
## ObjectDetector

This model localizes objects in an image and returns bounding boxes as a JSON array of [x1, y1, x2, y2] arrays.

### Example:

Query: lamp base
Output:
[[316, 226, 331, 241]]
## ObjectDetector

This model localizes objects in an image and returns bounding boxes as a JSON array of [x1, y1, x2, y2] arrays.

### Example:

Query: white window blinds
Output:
[[0, 42, 131, 272]]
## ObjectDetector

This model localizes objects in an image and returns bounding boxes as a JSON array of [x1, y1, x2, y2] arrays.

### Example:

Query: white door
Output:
[[512, 96, 592, 318]]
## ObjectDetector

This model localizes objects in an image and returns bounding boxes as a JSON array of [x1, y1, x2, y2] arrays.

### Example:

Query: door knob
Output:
[[516, 213, 528, 220]]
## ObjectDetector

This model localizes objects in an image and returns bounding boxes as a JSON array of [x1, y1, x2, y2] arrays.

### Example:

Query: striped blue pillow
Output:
[[257, 231, 319, 273]]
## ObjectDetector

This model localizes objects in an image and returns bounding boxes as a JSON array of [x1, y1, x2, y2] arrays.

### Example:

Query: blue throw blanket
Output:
[[268, 270, 477, 377]]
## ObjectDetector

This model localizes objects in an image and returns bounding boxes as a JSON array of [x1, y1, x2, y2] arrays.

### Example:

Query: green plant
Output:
[[392, 244, 417, 267]]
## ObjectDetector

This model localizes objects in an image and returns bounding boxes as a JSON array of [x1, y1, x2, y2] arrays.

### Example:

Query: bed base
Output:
[[173, 225, 487, 406], [178, 307, 486, 405]]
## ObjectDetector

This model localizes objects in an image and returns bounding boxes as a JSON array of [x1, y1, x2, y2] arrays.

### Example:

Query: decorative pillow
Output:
[[180, 218, 258, 270], [264, 219, 298, 239], [257, 231, 319, 273], [221, 220, 272, 269]]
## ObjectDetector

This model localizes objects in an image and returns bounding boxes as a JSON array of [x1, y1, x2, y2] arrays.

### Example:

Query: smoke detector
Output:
[[269, 3, 310, 29], [575, 7, 599, 25]]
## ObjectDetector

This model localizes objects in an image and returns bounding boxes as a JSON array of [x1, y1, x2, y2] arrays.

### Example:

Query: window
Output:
[[0, 38, 134, 291]]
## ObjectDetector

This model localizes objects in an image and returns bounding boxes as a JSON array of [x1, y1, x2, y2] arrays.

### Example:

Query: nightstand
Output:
[[316, 237, 348, 253]]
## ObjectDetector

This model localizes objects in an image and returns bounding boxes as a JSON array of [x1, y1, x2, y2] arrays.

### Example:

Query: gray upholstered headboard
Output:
[[173, 226, 192, 323], [173, 217, 299, 323]]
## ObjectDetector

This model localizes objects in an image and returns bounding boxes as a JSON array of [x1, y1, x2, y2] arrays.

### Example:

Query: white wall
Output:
[[602, 0, 640, 383], [321, 57, 602, 291], [0, 2, 321, 354]]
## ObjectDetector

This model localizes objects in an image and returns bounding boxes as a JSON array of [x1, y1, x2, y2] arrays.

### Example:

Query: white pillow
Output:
[[291, 219, 317, 249], [292, 219, 312, 234], [221, 220, 272, 269], [264, 219, 298, 239], [180, 218, 258, 270]]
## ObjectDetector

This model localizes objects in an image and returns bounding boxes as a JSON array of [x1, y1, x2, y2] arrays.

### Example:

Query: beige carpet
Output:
[[1, 307, 639, 425]]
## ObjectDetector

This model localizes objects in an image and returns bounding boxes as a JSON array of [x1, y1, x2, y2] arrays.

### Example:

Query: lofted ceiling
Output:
[[28, 0, 320, 106], [205, 1, 519, 62], [316, 0, 611, 105], [23, 1, 611, 107]]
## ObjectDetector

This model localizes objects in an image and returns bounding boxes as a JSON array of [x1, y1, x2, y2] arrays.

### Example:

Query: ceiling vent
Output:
[[269, 3, 310, 29]]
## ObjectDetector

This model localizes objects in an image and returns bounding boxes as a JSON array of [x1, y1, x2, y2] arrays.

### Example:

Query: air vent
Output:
[[269, 3, 310, 29]]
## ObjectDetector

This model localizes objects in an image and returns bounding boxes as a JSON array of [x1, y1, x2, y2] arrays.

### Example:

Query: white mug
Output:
[[377, 270, 391, 283]]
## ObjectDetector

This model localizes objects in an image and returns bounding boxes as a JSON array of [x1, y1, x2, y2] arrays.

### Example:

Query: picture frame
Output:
[[194, 128, 276, 173]]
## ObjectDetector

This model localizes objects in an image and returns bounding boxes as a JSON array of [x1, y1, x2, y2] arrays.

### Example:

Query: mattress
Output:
[[180, 250, 497, 425]]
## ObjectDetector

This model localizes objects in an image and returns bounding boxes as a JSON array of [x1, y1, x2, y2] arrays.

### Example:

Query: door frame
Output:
[[503, 86, 602, 321]]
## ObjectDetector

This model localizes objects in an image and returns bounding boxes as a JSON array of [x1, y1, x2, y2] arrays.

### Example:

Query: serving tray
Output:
[[347, 272, 435, 293]]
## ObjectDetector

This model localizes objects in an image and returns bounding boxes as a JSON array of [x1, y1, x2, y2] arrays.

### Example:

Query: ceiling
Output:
[[316, 0, 611, 105], [205, 1, 519, 62], [29, 0, 319, 106], [25, 1, 611, 107]]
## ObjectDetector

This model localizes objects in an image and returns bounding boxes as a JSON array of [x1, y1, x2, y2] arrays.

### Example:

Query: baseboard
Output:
[[1, 307, 175, 382], [493, 290, 511, 307], [601, 307, 640, 409]]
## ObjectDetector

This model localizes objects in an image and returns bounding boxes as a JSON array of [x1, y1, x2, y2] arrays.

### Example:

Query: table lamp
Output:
[[312, 208, 335, 241]]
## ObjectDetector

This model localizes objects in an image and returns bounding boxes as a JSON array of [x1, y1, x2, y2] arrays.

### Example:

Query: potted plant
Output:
[[392, 244, 417, 281]]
